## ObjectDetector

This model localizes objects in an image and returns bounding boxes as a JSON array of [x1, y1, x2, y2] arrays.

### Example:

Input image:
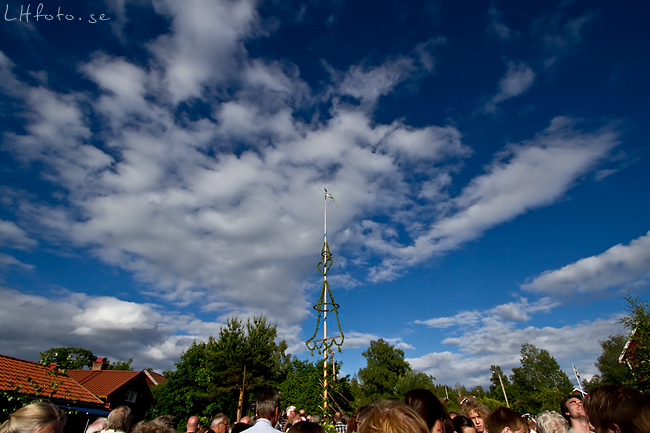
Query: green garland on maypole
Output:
[[306, 189, 345, 356], [306, 189, 344, 418]]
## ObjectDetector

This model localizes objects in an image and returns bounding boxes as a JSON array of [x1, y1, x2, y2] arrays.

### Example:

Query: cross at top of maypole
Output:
[[305, 189, 344, 356]]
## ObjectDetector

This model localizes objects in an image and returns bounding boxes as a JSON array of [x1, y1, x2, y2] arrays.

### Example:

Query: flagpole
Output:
[[323, 191, 328, 414], [572, 364, 584, 395]]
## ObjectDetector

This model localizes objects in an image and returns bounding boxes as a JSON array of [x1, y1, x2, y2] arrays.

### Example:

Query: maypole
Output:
[[306, 189, 344, 417]]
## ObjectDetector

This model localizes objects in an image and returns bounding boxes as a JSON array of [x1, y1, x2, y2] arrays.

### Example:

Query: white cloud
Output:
[[415, 311, 482, 329], [370, 116, 619, 281], [487, 4, 513, 40], [0, 286, 226, 371], [333, 57, 417, 106], [484, 61, 535, 113], [535, 9, 598, 70], [147, 0, 260, 103], [343, 331, 415, 350], [523, 230, 650, 295], [409, 313, 623, 387], [416, 297, 560, 329], [0, 220, 37, 249]]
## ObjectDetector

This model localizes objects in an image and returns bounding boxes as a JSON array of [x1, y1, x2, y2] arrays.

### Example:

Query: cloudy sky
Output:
[[0, 0, 649, 389]]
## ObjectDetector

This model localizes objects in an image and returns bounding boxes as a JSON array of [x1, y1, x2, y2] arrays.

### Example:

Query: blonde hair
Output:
[[0, 402, 66, 433], [358, 400, 429, 433]]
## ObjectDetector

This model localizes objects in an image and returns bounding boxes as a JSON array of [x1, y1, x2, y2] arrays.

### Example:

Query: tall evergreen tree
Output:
[[149, 316, 288, 427]]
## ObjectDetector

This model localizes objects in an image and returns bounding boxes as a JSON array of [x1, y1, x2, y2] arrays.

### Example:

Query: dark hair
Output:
[[404, 388, 452, 433], [584, 385, 642, 432], [559, 394, 582, 422], [453, 416, 476, 433], [486, 407, 525, 433], [256, 390, 281, 419], [231, 424, 252, 433], [288, 422, 324, 433], [614, 392, 650, 433], [346, 414, 357, 433]]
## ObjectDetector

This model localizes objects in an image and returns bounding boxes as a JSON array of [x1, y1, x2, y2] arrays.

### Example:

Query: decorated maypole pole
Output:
[[306, 189, 344, 417]]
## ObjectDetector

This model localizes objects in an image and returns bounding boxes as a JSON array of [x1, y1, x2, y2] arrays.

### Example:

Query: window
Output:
[[125, 390, 137, 403]]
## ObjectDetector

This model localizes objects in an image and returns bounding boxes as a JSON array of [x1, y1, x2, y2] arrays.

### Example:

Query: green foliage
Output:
[[148, 316, 288, 425], [488, 365, 512, 405], [510, 344, 572, 414], [620, 296, 650, 390], [355, 339, 411, 405], [279, 358, 354, 417], [39, 347, 96, 370], [585, 334, 636, 391], [394, 371, 436, 397], [107, 358, 134, 371]]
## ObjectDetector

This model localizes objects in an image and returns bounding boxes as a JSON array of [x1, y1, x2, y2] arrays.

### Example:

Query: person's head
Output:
[[460, 401, 489, 433], [288, 421, 324, 433], [559, 394, 585, 423], [452, 416, 477, 433], [310, 415, 320, 424], [257, 390, 281, 423], [86, 418, 107, 433], [287, 407, 297, 418], [187, 417, 200, 433], [334, 414, 343, 423], [404, 388, 452, 433], [239, 417, 251, 426], [583, 385, 643, 433], [486, 407, 526, 433], [210, 414, 229, 433], [152, 416, 174, 430], [611, 392, 650, 433], [346, 414, 357, 433], [299, 410, 306, 419], [107, 406, 132, 432], [230, 424, 251, 433], [132, 420, 176, 433], [358, 400, 429, 433], [526, 418, 536, 432], [0, 402, 66, 433], [536, 411, 568, 433]]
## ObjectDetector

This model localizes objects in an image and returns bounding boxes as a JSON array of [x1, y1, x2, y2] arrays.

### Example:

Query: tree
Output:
[[585, 334, 636, 391], [107, 358, 134, 371], [394, 370, 436, 397], [39, 347, 96, 370], [356, 339, 411, 405], [510, 344, 572, 414], [280, 358, 354, 417], [620, 296, 650, 390], [488, 365, 512, 405], [148, 316, 288, 429]]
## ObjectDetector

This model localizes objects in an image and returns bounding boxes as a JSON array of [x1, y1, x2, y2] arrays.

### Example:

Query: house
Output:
[[67, 361, 156, 423], [0, 355, 110, 431]]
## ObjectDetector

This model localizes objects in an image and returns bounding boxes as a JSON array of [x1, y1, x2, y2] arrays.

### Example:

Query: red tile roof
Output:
[[66, 370, 142, 399], [0, 355, 104, 404]]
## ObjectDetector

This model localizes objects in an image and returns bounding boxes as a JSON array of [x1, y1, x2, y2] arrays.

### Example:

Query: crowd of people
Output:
[[1, 384, 649, 433]]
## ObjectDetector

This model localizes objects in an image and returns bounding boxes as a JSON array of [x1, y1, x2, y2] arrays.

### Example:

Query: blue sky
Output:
[[1, 0, 649, 389]]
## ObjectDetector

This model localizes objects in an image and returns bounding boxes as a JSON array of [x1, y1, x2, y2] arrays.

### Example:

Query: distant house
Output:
[[67, 360, 156, 423], [0, 355, 110, 431], [143, 369, 166, 387]]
